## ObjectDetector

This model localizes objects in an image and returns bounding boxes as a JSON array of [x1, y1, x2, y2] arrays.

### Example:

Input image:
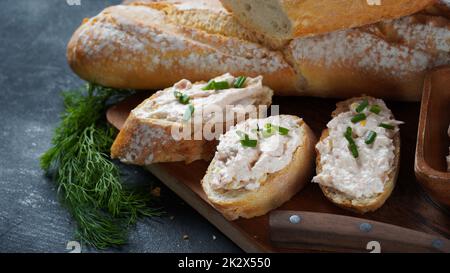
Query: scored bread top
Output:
[[208, 115, 304, 191], [68, 4, 300, 92], [286, 13, 449, 78], [312, 98, 402, 199]]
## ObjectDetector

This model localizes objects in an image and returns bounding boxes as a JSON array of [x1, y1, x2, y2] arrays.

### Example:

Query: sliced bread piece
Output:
[[111, 73, 273, 165], [313, 96, 401, 214], [202, 115, 316, 220]]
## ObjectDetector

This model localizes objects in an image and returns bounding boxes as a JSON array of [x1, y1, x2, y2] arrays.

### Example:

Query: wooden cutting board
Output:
[[107, 92, 450, 253]]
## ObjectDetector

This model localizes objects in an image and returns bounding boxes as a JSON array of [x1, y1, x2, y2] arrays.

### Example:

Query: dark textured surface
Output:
[[0, 0, 240, 253]]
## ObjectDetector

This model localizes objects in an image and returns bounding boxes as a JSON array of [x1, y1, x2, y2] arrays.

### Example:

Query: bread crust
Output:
[[111, 114, 218, 165], [68, 1, 450, 101], [67, 4, 301, 95], [284, 13, 450, 101], [202, 116, 317, 220], [111, 75, 273, 165], [220, 0, 436, 39], [315, 97, 400, 214]]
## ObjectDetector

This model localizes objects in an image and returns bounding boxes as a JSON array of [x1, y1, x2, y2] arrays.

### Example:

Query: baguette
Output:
[[284, 14, 450, 101], [68, 1, 450, 101], [312, 97, 401, 214], [220, 0, 436, 40], [129, 0, 288, 49], [111, 73, 273, 165], [67, 4, 301, 95], [202, 115, 316, 220]]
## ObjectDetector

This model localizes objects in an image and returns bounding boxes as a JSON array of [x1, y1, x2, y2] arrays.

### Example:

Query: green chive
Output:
[[202, 81, 215, 90], [351, 113, 366, 123], [183, 104, 195, 121], [262, 129, 274, 138], [365, 131, 377, 145], [202, 80, 230, 90], [370, 105, 381, 115], [356, 100, 369, 113], [348, 143, 359, 158], [343, 127, 358, 158], [264, 123, 289, 136], [276, 126, 289, 135], [234, 76, 247, 88], [240, 134, 257, 148], [344, 127, 354, 143], [174, 91, 190, 105], [213, 81, 230, 90], [379, 123, 395, 130]]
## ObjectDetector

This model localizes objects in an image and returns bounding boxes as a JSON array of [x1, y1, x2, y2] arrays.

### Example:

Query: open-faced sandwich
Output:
[[313, 97, 402, 213], [202, 115, 316, 220], [111, 73, 273, 165]]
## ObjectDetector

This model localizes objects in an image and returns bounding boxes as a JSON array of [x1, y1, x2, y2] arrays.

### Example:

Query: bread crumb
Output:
[[150, 187, 161, 197]]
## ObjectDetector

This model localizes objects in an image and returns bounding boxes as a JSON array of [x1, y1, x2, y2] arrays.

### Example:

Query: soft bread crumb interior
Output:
[[225, 0, 291, 39]]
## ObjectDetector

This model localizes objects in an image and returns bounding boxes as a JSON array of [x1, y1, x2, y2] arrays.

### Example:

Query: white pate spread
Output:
[[312, 99, 402, 199], [209, 115, 304, 191], [132, 73, 272, 123]]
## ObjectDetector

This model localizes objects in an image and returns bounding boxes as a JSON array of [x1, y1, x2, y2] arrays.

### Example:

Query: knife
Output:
[[269, 210, 449, 253]]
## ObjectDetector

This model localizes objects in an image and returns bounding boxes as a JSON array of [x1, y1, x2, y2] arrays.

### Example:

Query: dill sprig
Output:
[[40, 84, 161, 249]]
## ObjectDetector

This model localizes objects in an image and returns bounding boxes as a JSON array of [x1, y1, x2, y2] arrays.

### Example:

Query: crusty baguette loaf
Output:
[[68, 1, 450, 101], [129, 0, 288, 49], [284, 13, 450, 101], [202, 115, 316, 220], [111, 74, 273, 165], [314, 97, 401, 214], [220, 0, 436, 40], [67, 4, 301, 95]]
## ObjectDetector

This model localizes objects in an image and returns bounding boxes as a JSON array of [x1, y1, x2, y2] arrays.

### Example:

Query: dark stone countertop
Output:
[[0, 0, 240, 253]]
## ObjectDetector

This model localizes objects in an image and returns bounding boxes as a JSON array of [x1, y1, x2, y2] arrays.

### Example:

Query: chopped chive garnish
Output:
[[183, 104, 195, 121], [213, 81, 230, 90], [202, 80, 230, 91], [343, 127, 358, 158], [356, 100, 369, 113], [276, 126, 289, 135], [262, 129, 275, 138], [202, 80, 215, 90], [263, 123, 289, 136], [351, 113, 366, 123], [344, 127, 354, 143], [234, 76, 247, 88], [174, 91, 190, 104], [379, 123, 395, 130], [240, 133, 257, 148], [370, 105, 381, 114], [365, 131, 377, 145], [348, 143, 359, 158]]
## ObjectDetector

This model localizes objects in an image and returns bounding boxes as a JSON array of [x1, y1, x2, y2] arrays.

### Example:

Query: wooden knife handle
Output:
[[269, 210, 449, 253]]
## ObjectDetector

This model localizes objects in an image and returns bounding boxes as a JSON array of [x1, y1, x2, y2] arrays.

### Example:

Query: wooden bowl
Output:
[[415, 67, 450, 207]]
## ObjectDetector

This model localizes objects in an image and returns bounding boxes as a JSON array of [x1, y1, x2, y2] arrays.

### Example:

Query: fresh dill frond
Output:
[[41, 84, 161, 249]]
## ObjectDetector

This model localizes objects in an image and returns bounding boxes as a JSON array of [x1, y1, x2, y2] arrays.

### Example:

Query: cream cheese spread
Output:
[[312, 98, 402, 199], [132, 73, 272, 124], [208, 115, 304, 191]]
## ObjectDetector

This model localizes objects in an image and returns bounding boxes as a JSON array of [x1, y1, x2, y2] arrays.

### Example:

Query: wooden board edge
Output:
[[145, 165, 272, 253]]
